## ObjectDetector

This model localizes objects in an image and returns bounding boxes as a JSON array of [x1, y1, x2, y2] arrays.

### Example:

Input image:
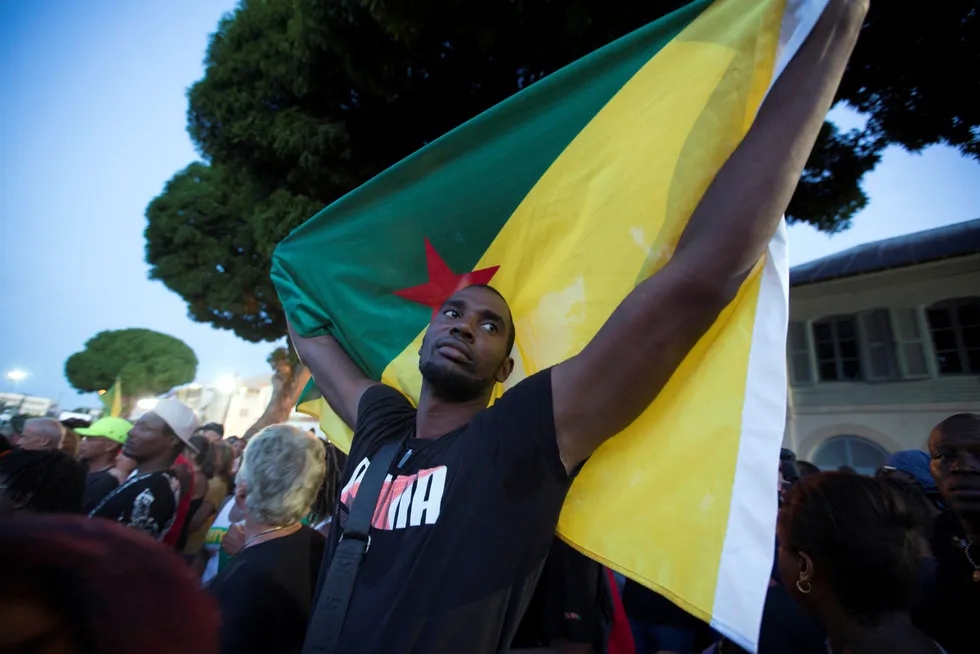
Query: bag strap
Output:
[[302, 437, 404, 654]]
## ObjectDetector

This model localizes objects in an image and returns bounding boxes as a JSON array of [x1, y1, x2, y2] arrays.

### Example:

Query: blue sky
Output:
[[1, 1, 978, 409]]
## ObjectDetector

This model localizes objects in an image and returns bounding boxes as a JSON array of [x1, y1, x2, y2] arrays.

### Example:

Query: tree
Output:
[[145, 0, 977, 426], [241, 348, 311, 440], [65, 329, 198, 413]]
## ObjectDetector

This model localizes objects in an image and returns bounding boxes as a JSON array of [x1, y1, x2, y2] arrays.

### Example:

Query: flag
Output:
[[100, 378, 122, 418], [273, 0, 827, 648]]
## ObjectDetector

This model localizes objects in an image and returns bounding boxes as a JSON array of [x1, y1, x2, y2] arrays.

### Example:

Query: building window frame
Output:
[[811, 315, 863, 382], [925, 296, 980, 376]]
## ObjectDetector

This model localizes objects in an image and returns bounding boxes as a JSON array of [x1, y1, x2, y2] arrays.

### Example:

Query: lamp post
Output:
[[6, 370, 28, 412]]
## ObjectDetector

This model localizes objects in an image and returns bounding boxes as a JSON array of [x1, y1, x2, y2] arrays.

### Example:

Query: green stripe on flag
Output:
[[272, 0, 712, 380]]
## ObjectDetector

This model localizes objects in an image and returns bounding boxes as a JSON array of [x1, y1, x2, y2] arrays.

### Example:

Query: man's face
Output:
[[123, 412, 175, 463], [418, 286, 514, 403], [930, 418, 980, 519], [77, 435, 117, 463], [16, 421, 55, 451]]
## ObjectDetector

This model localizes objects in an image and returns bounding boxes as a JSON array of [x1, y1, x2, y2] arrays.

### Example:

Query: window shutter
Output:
[[890, 308, 930, 378], [858, 310, 898, 381], [787, 321, 813, 385]]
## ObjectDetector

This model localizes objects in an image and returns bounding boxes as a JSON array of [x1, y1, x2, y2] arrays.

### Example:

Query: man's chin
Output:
[[420, 360, 487, 403]]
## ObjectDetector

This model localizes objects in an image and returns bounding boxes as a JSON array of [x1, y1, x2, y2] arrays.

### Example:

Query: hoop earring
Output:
[[796, 578, 812, 594]]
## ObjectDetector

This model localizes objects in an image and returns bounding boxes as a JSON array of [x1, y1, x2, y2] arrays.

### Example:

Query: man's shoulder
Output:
[[354, 384, 416, 436], [87, 469, 119, 490], [360, 383, 415, 410], [479, 369, 554, 424]]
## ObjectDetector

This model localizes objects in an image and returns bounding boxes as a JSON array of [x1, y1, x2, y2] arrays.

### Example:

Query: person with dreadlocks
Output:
[[0, 445, 87, 514], [308, 438, 347, 537]]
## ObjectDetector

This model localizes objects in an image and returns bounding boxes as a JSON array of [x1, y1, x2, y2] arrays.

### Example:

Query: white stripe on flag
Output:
[[710, 0, 829, 650]]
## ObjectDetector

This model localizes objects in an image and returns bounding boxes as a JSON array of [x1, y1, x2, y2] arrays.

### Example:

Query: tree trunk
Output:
[[242, 359, 311, 440]]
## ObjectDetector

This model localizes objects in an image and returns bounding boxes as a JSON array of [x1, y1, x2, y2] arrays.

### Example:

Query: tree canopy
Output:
[[145, 0, 978, 343], [64, 329, 198, 400]]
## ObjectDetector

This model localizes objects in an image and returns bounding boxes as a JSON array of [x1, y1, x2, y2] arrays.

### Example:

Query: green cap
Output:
[[76, 417, 133, 445]]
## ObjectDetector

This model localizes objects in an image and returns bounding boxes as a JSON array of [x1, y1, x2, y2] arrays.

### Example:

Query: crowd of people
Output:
[[2, 2, 976, 653], [1, 400, 978, 654]]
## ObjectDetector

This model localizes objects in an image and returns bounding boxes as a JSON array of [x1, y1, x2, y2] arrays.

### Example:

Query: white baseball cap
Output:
[[151, 399, 200, 448]]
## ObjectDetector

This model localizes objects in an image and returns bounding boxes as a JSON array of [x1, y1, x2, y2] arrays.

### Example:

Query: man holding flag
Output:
[[286, 0, 869, 652]]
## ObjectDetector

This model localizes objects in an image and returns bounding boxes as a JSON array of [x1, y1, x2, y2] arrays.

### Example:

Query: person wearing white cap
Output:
[[89, 399, 200, 542]]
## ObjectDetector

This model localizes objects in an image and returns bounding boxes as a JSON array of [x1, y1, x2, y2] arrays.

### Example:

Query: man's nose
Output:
[[450, 322, 475, 342]]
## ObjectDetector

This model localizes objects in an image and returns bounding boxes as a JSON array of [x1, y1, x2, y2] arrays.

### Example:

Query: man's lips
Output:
[[435, 339, 472, 364]]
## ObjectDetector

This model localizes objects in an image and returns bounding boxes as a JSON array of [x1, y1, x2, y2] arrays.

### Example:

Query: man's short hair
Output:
[[25, 418, 67, 450], [201, 423, 224, 437]]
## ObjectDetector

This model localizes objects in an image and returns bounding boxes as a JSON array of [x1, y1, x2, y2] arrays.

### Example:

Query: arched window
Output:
[[812, 436, 888, 475]]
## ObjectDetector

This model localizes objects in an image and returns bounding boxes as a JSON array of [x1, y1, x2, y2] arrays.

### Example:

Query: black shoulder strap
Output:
[[301, 437, 404, 654]]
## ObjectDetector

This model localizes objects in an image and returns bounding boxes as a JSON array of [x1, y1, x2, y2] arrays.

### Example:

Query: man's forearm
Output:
[[287, 319, 375, 429], [673, 0, 869, 297]]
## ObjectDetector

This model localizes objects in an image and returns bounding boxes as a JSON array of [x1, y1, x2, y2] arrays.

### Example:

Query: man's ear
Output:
[[234, 482, 247, 511], [799, 551, 815, 580], [495, 356, 515, 384]]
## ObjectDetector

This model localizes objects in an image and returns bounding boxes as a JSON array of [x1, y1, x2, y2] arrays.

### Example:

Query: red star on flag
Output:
[[394, 238, 499, 317]]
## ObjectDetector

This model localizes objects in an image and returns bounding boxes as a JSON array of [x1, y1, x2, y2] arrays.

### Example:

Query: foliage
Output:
[[145, 0, 978, 341], [64, 329, 198, 399], [241, 345, 310, 439]]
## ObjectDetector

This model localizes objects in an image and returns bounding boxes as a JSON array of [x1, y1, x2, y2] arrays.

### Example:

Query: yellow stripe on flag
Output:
[[300, 0, 791, 641]]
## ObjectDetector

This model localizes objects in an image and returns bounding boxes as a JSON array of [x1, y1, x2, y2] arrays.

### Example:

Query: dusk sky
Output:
[[2, 1, 978, 409]]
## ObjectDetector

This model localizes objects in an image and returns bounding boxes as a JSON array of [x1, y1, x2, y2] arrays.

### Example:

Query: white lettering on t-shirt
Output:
[[341, 456, 447, 532], [409, 466, 446, 527], [387, 475, 415, 530]]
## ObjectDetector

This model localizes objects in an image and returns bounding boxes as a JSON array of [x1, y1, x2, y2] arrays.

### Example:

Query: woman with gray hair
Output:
[[208, 424, 327, 654]]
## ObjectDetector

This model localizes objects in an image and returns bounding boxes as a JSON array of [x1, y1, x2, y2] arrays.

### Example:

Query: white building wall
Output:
[[787, 254, 980, 466]]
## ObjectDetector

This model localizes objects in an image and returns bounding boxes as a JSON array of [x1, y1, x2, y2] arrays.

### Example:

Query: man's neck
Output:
[[85, 455, 116, 472], [961, 515, 980, 543], [135, 454, 177, 476], [415, 386, 491, 439]]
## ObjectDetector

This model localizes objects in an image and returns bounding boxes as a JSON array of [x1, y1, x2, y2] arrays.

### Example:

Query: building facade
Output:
[[786, 219, 980, 474], [0, 393, 55, 418], [163, 375, 319, 438]]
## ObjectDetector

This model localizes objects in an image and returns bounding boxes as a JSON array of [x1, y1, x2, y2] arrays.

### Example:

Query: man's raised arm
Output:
[[552, 0, 869, 472], [287, 320, 378, 430]]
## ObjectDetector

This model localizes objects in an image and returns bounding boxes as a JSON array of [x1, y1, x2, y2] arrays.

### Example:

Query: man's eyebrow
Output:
[[441, 298, 466, 311], [478, 308, 506, 326]]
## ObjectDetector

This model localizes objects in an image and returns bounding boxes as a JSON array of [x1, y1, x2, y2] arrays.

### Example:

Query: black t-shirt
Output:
[[89, 470, 180, 541], [210, 526, 326, 654], [914, 514, 980, 654], [310, 370, 571, 654], [82, 469, 119, 514], [511, 536, 613, 653]]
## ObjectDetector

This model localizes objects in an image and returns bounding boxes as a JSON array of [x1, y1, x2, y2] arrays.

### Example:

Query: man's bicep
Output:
[[553, 265, 726, 471]]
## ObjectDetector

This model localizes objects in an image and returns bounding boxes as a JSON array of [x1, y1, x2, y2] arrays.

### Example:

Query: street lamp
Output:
[[215, 375, 237, 394]]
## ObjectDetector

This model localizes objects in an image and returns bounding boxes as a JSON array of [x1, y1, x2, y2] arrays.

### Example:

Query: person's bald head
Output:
[[17, 419, 66, 452]]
